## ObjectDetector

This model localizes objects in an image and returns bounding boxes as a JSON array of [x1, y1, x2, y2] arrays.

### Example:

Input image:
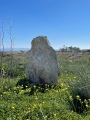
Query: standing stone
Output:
[[26, 36, 59, 85]]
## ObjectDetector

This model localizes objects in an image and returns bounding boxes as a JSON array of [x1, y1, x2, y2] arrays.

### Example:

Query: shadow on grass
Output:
[[16, 78, 32, 89], [69, 94, 89, 114], [16, 78, 54, 95]]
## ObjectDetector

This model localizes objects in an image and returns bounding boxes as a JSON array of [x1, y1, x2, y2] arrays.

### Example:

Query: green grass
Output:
[[0, 77, 82, 120], [0, 51, 90, 119]]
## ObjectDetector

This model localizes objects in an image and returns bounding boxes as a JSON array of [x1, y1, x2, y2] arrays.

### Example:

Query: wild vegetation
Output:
[[0, 51, 90, 120]]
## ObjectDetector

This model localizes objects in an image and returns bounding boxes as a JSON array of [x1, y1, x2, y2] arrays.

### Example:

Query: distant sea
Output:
[[0, 48, 60, 52], [0, 48, 30, 52]]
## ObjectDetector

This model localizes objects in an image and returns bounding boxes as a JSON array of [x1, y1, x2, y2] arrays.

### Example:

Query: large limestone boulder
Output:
[[26, 36, 59, 85]]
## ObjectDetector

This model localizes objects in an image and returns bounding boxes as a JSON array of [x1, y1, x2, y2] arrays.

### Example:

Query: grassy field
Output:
[[0, 51, 90, 120]]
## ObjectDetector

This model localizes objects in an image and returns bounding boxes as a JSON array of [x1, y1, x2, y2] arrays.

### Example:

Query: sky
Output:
[[0, 0, 90, 50]]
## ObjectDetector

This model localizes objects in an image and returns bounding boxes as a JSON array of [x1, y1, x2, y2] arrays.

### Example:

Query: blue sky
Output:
[[0, 0, 90, 50]]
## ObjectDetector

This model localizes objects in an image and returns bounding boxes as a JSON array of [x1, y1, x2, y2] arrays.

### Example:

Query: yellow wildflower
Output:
[[74, 77, 76, 79], [33, 104, 37, 108], [54, 114, 57, 117], [84, 99, 87, 103], [69, 96, 73, 100], [85, 104, 88, 108], [12, 106, 15, 109], [55, 90, 58, 92], [35, 97, 38, 100], [76, 95, 80, 100], [64, 88, 68, 91], [42, 101, 45, 104], [39, 103, 42, 106], [79, 99, 81, 101], [26, 111, 30, 114], [61, 83, 64, 87], [62, 88, 65, 91], [3, 92, 6, 94], [88, 99, 90, 102], [34, 85, 36, 89], [44, 116, 47, 119]]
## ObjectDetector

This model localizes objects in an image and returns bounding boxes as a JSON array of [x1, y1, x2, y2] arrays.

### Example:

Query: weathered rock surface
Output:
[[26, 36, 59, 85]]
